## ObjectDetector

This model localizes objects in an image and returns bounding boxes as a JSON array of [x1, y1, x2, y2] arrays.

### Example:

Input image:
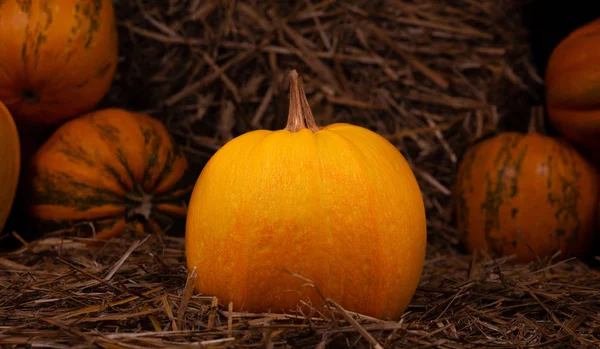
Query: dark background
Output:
[[521, 0, 599, 79]]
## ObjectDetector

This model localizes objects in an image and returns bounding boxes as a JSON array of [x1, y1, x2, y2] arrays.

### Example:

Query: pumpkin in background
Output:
[[545, 17, 600, 150], [0, 101, 20, 233], [27, 108, 192, 240], [454, 131, 599, 263], [185, 70, 427, 320], [0, 0, 118, 126]]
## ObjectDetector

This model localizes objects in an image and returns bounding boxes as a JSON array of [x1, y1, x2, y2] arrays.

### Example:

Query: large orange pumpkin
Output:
[[454, 131, 599, 262], [27, 108, 192, 240], [0, 0, 118, 126], [0, 101, 20, 233], [545, 18, 600, 150], [185, 70, 427, 320]]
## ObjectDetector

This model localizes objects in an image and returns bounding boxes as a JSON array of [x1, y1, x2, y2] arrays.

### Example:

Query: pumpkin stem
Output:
[[527, 105, 545, 134], [285, 70, 319, 132], [127, 192, 153, 221], [126, 184, 153, 222]]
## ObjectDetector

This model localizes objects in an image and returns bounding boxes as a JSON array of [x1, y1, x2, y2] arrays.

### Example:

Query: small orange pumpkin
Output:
[[185, 70, 427, 320], [545, 18, 600, 150], [0, 0, 118, 126], [27, 108, 192, 239], [0, 101, 20, 233], [454, 130, 599, 262]]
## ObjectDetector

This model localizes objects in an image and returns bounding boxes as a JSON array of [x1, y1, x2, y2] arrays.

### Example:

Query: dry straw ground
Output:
[[1, 234, 599, 348], [1, 0, 600, 348]]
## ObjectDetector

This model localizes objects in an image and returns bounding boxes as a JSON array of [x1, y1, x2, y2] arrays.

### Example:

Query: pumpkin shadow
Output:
[[0, 122, 54, 252]]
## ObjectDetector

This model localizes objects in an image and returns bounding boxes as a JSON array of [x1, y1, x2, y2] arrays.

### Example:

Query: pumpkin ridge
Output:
[[89, 114, 137, 189], [185, 129, 272, 305], [138, 118, 179, 192], [92, 216, 128, 240], [330, 124, 428, 316], [546, 149, 583, 250], [31, 204, 126, 222], [139, 125, 160, 188], [155, 203, 187, 217], [21, 2, 45, 85], [21, 21, 30, 70], [148, 147, 176, 193], [56, 135, 95, 167], [152, 153, 188, 194], [312, 131, 331, 300], [141, 115, 189, 194], [153, 185, 194, 202], [31, 1, 52, 60], [115, 148, 137, 190], [481, 135, 527, 255], [237, 130, 288, 308], [102, 163, 132, 194], [92, 117, 120, 141], [317, 128, 384, 312], [136, 115, 189, 194], [31, 170, 124, 210]]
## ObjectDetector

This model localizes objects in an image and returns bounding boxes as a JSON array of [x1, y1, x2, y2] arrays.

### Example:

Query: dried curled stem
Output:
[[285, 70, 319, 132]]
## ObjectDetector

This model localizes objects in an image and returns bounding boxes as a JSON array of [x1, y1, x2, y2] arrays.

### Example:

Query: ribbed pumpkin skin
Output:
[[545, 18, 600, 149], [454, 132, 599, 262], [0, 0, 118, 126], [28, 108, 191, 239], [185, 124, 427, 320], [0, 101, 20, 233]]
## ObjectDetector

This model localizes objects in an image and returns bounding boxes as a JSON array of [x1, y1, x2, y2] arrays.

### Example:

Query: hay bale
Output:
[[105, 0, 542, 246]]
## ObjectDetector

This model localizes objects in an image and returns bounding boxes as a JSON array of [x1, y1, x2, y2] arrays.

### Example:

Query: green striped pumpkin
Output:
[[27, 108, 192, 239], [454, 131, 600, 262]]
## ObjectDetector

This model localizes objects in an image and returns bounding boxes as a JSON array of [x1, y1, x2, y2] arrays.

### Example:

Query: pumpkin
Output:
[[545, 18, 600, 150], [0, 0, 118, 126], [454, 130, 600, 263], [0, 101, 20, 233], [27, 108, 192, 240], [185, 70, 427, 320]]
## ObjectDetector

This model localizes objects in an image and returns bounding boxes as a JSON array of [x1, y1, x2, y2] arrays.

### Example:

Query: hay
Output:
[[3, 0, 600, 348], [105, 0, 543, 250], [1, 235, 599, 348]]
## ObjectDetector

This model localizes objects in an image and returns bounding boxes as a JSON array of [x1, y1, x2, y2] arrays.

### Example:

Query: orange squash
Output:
[[0, 101, 20, 233], [0, 0, 118, 126], [27, 108, 192, 239], [185, 70, 427, 320], [454, 131, 599, 262], [545, 18, 600, 149]]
